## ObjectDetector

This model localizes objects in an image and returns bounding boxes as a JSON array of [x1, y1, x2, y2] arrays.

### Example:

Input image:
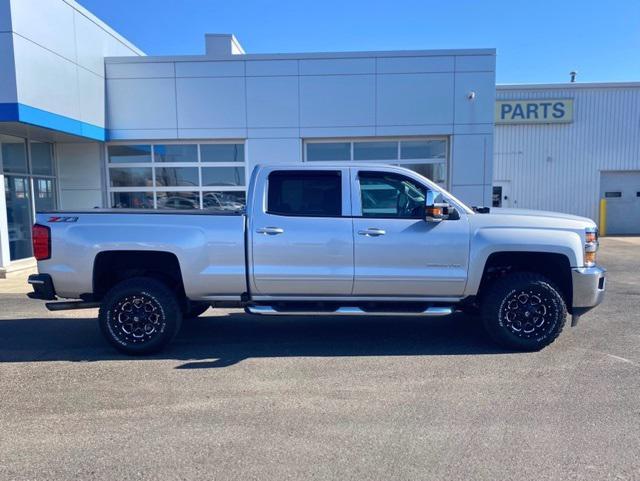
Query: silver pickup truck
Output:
[[27, 163, 606, 355]]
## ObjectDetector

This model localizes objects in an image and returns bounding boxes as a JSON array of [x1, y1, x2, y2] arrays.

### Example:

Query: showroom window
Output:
[[106, 142, 246, 210], [305, 138, 448, 186], [1, 135, 57, 261]]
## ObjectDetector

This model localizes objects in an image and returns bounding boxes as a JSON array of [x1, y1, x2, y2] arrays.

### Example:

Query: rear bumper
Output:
[[27, 274, 57, 301], [572, 265, 606, 311]]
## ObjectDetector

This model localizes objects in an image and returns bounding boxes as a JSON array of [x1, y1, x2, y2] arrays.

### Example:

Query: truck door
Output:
[[249, 168, 354, 296], [351, 168, 469, 297]]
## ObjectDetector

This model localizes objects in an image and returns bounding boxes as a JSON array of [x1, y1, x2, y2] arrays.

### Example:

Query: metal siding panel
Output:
[[0, 0, 11, 31], [495, 86, 640, 222], [0, 32, 17, 103], [9, 0, 77, 62], [299, 75, 376, 128]]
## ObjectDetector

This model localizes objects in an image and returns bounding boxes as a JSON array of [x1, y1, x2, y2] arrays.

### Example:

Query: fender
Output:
[[464, 227, 583, 296]]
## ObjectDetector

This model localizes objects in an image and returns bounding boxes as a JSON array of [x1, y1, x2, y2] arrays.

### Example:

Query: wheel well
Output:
[[92, 251, 186, 302], [478, 252, 573, 309]]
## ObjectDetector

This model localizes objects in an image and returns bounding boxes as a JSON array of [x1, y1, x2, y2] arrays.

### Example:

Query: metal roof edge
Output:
[[498, 81, 640, 90], [61, 0, 145, 56], [105, 48, 496, 64]]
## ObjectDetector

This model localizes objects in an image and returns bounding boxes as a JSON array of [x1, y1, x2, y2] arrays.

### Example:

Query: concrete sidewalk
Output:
[[601, 235, 640, 246], [0, 270, 32, 295]]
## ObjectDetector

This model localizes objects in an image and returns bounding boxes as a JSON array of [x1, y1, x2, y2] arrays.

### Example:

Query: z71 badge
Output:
[[47, 216, 79, 223]]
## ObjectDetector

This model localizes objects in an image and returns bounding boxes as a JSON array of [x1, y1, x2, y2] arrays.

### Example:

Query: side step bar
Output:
[[246, 305, 453, 317], [46, 301, 101, 311]]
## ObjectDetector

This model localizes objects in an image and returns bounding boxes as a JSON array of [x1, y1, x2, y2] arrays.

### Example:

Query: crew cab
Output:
[[27, 164, 606, 354]]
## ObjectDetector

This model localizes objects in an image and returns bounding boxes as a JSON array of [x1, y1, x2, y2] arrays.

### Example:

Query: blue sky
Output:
[[78, 0, 640, 84]]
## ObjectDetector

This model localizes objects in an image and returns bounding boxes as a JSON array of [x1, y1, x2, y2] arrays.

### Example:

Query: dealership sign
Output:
[[495, 99, 573, 124]]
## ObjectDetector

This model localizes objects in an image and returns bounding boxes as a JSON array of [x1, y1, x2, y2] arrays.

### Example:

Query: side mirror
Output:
[[425, 190, 452, 223]]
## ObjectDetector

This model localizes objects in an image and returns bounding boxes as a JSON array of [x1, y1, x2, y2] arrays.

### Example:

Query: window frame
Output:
[[604, 191, 622, 198], [1, 136, 58, 205], [0, 135, 29, 174], [105, 140, 247, 210], [29, 141, 56, 177], [303, 136, 449, 188]]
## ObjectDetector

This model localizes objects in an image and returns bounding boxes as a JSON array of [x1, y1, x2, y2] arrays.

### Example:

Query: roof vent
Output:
[[205, 34, 245, 56], [570, 71, 577, 83]]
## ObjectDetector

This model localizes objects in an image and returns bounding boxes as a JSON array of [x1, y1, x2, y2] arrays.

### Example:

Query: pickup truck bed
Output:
[[36, 210, 247, 300]]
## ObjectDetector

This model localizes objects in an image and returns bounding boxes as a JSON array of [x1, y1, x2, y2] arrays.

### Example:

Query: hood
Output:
[[490, 208, 595, 224], [469, 207, 597, 231]]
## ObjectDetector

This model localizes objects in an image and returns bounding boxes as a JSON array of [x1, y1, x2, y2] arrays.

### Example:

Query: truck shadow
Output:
[[0, 311, 511, 367]]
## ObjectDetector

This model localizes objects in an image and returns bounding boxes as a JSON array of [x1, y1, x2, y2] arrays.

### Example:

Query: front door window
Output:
[[359, 171, 426, 218]]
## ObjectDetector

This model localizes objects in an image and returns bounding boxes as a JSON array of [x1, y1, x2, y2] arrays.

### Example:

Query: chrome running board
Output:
[[246, 305, 453, 317]]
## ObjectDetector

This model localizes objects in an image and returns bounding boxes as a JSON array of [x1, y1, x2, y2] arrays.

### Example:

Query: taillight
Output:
[[32, 224, 51, 261]]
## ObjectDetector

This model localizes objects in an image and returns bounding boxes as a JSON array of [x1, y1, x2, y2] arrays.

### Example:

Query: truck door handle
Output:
[[256, 227, 284, 235], [358, 228, 386, 237]]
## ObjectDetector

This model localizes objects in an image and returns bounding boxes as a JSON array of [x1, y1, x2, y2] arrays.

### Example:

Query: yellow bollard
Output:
[[599, 198, 607, 237]]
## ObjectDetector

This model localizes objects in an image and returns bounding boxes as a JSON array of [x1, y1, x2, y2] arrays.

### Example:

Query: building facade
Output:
[[103, 40, 495, 213], [0, 0, 496, 276], [495, 83, 640, 235]]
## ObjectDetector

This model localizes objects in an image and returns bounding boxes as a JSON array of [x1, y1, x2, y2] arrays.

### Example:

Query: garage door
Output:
[[600, 171, 640, 235]]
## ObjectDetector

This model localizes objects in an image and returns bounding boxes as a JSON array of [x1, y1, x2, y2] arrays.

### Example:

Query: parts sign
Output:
[[495, 99, 573, 124]]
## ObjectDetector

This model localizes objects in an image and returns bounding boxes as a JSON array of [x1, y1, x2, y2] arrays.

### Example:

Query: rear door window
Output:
[[267, 170, 342, 217]]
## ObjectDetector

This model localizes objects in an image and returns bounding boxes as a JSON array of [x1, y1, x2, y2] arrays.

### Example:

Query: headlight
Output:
[[584, 227, 598, 267]]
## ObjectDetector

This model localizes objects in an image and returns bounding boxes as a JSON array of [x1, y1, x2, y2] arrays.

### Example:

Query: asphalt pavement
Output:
[[0, 237, 638, 481]]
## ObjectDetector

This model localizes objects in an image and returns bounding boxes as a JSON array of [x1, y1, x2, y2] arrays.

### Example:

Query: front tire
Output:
[[481, 272, 567, 351], [99, 277, 182, 355]]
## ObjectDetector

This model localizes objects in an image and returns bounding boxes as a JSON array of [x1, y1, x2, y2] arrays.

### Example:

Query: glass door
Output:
[[1, 135, 57, 262], [4, 176, 33, 260]]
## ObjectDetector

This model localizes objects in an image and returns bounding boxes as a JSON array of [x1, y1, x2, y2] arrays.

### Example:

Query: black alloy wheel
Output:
[[482, 272, 567, 351], [99, 277, 182, 355]]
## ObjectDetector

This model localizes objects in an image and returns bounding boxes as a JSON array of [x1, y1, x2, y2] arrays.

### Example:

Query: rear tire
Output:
[[481, 272, 567, 351], [99, 277, 182, 355]]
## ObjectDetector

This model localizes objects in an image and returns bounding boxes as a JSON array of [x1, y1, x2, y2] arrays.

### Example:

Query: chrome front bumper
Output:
[[571, 265, 606, 325], [572, 265, 606, 308]]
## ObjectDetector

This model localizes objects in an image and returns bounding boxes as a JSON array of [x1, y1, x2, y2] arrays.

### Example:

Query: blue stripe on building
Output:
[[0, 102, 105, 141]]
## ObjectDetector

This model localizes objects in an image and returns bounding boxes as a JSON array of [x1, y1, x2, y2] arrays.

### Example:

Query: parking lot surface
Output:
[[0, 237, 638, 481]]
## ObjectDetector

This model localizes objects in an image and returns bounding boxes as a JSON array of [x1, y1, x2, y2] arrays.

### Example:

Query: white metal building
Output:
[[494, 82, 640, 235]]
